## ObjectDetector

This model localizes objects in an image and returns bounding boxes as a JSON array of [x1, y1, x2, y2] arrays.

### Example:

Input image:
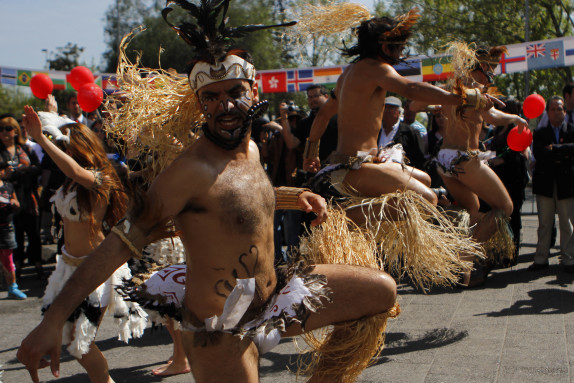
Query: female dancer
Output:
[[22, 106, 146, 383]]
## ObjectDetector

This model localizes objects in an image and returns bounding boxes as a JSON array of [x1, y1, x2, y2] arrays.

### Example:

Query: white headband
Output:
[[189, 55, 256, 92]]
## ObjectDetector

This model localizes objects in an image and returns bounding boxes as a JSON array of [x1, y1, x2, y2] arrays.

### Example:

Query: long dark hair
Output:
[[59, 122, 127, 238]]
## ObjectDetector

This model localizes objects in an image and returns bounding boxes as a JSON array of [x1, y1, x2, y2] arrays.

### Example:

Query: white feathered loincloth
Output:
[[41, 246, 148, 359]]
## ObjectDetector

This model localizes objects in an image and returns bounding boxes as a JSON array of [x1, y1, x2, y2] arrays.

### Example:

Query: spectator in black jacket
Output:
[[529, 95, 574, 273]]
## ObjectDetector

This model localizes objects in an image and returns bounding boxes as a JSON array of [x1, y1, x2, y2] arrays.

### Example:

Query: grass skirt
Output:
[[296, 209, 400, 382], [341, 191, 481, 290]]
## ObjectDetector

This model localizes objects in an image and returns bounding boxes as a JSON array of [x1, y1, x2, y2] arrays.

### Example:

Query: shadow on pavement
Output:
[[477, 288, 574, 317], [377, 328, 468, 363]]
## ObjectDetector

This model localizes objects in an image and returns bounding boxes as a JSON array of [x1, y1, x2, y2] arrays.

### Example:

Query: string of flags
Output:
[[1, 36, 573, 95]]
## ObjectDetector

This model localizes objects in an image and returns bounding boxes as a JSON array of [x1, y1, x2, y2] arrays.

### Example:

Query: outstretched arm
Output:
[[482, 107, 528, 133], [22, 106, 96, 189]]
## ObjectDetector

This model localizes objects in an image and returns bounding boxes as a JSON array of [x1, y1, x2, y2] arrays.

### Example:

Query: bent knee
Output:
[[373, 272, 397, 314], [493, 202, 513, 218]]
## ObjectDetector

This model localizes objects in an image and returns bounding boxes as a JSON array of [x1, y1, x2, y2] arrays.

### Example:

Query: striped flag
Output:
[[1, 67, 17, 85], [313, 66, 343, 86], [102, 75, 119, 94], [422, 56, 452, 82], [394, 59, 422, 81]]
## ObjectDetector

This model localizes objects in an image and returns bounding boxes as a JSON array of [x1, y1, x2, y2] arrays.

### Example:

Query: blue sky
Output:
[[1, 0, 376, 72]]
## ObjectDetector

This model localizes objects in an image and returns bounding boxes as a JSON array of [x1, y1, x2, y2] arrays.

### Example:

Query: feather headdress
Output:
[[379, 7, 420, 43], [476, 45, 508, 66], [162, 0, 296, 91]]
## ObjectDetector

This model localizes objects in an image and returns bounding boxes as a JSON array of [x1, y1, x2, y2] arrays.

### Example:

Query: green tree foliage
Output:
[[103, 0, 287, 73], [103, 0, 159, 73], [47, 43, 85, 71], [0, 86, 43, 116]]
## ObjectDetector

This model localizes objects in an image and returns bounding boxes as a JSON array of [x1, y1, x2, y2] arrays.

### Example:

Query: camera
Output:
[[287, 101, 300, 113]]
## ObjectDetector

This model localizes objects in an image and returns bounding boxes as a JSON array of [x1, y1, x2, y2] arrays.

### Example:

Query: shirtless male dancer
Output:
[[431, 45, 527, 283], [17, 2, 397, 382], [303, 9, 495, 210]]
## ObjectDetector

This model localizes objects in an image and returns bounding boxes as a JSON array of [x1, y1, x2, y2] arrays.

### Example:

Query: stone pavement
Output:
[[1, 185, 573, 383]]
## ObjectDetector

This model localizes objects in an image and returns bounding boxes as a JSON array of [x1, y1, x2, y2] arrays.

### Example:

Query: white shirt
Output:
[[378, 120, 400, 148]]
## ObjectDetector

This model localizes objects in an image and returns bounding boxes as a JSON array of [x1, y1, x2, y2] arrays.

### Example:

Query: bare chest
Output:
[[211, 161, 275, 234]]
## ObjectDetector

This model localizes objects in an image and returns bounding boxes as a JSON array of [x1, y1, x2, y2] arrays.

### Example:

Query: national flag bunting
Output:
[[1, 36, 573, 95], [17, 70, 32, 86], [259, 71, 287, 93], [527, 41, 564, 70], [421, 56, 452, 82], [287, 69, 314, 92], [496, 45, 527, 74]]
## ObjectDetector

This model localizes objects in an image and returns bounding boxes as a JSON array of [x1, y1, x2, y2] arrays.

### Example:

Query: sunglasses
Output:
[[0, 126, 15, 132]]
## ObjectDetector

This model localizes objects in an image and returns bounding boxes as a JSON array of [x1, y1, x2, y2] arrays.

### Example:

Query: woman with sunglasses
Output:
[[21, 106, 147, 383], [0, 114, 42, 280]]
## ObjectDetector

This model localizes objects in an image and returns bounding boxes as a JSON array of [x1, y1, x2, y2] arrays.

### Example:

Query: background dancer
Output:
[[20, 106, 146, 383], [303, 9, 495, 206], [301, 8, 488, 289], [430, 44, 528, 285]]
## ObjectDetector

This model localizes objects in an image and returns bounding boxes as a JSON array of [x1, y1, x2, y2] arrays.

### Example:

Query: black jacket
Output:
[[388, 122, 426, 170], [532, 120, 574, 199]]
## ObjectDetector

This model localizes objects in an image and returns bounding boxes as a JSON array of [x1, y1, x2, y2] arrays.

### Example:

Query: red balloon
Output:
[[522, 94, 546, 119], [77, 83, 103, 112], [30, 74, 53, 99], [69, 66, 94, 91], [507, 126, 533, 152]]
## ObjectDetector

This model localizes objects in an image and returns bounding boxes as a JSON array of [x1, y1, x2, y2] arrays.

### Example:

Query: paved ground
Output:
[[1, 185, 574, 383]]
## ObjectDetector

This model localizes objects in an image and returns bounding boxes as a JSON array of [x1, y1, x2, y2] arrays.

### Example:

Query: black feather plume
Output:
[[163, 0, 296, 64]]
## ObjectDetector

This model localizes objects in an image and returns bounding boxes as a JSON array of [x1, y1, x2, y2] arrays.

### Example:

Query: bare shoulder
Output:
[[147, 143, 216, 217], [248, 140, 261, 161]]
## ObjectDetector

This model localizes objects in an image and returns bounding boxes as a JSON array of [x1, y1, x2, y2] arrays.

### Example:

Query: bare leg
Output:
[[282, 264, 397, 382], [74, 307, 114, 383], [440, 157, 513, 242], [343, 162, 438, 205], [152, 319, 191, 376], [440, 158, 513, 286], [282, 264, 397, 336], [76, 342, 115, 383], [181, 330, 259, 383]]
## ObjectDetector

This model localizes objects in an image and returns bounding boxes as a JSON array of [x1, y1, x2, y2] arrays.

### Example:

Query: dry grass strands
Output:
[[342, 191, 481, 290], [284, 1, 370, 59], [289, 1, 371, 37], [482, 213, 516, 265], [104, 28, 204, 184], [297, 208, 399, 382], [445, 41, 478, 87]]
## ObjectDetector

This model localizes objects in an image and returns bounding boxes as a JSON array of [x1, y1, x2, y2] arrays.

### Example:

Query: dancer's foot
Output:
[[151, 362, 190, 377]]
